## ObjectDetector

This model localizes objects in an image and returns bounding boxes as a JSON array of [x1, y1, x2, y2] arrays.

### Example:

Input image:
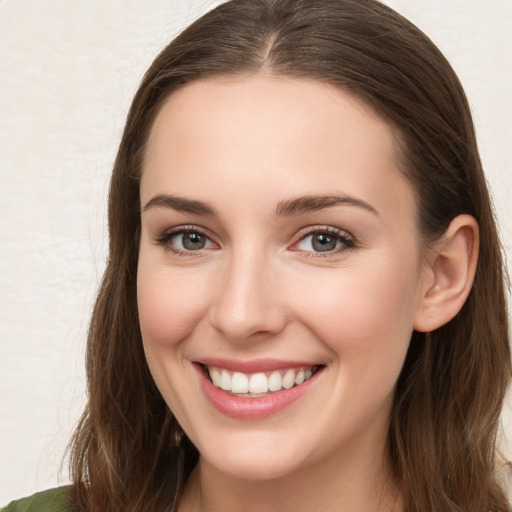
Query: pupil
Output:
[[312, 233, 336, 252], [183, 232, 205, 250]]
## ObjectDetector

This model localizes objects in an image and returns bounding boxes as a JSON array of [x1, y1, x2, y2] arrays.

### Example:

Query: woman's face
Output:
[[138, 76, 429, 480]]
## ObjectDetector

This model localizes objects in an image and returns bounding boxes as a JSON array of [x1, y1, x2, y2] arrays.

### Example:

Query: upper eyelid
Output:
[[157, 224, 211, 238], [294, 225, 354, 240]]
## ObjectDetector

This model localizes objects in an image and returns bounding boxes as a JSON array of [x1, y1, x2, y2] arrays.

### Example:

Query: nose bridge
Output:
[[210, 242, 285, 341]]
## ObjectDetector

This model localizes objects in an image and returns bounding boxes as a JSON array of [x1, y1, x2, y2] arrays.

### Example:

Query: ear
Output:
[[414, 214, 479, 332]]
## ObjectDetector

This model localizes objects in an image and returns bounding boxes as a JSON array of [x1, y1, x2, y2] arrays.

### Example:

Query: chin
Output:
[[206, 454, 305, 482], [194, 432, 313, 481]]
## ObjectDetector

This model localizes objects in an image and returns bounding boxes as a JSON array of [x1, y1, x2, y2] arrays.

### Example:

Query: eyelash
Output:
[[153, 225, 356, 257]]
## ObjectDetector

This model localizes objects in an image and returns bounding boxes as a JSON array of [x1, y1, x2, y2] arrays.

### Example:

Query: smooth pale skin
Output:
[[137, 76, 478, 512]]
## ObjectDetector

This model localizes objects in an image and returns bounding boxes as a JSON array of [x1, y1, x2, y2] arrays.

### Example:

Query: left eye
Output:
[[296, 232, 350, 253]]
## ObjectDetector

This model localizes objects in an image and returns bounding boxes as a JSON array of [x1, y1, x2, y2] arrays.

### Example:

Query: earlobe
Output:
[[414, 215, 479, 333]]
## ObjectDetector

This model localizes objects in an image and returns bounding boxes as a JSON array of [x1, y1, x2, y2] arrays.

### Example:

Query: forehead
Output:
[[141, 75, 415, 223], [145, 75, 397, 167]]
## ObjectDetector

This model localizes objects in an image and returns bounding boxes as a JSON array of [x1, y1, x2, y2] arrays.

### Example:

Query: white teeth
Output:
[[282, 369, 295, 389], [268, 371, 282, 392], [220, 370, 231, 391], [210, 367, 222, 387], [207, 365, 318, 395], [231, 372, 249, 393], [249, 373, 268, 393]]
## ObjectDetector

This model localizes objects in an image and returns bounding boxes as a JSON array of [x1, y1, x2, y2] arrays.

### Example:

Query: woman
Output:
[[3, 0, 510, 510]]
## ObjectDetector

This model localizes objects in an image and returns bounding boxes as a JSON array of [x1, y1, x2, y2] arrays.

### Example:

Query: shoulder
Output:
[[1, 487, 71, 512]]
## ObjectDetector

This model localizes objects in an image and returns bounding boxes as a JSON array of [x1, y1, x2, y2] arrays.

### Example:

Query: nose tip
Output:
[[209, 261, 287, 342]]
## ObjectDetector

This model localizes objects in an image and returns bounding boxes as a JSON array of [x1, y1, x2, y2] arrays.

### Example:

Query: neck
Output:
[[178, 440, 403, 512]]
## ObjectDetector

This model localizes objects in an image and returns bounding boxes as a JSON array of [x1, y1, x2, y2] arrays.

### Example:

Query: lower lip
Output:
[[196, 365, 323, 420]]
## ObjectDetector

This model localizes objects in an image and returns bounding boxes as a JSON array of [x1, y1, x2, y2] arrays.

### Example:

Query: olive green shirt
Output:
[[1, 487, 69, 512]]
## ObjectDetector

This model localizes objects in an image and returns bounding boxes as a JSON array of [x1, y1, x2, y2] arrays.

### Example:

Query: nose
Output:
[[209, 250, 287, 342]]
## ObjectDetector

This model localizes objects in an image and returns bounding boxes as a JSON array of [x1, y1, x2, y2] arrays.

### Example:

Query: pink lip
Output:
[[196, 357, 319, 373], [194, 363, 323, 420]]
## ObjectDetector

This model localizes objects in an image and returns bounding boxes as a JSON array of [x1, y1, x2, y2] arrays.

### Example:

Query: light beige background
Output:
[[1, 0, 510, 504]]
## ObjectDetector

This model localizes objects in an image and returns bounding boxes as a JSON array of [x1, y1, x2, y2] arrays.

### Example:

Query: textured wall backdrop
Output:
[[1, 0, 510, 504]]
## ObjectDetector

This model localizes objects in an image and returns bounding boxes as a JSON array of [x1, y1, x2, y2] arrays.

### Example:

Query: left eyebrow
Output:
[[275, 194, 379, 217]]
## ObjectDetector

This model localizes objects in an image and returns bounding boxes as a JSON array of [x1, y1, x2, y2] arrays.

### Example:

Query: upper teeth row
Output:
[[207, 367, 314, 394]]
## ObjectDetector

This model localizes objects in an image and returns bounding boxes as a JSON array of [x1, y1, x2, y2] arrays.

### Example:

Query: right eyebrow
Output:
[[142, 194, 217, 216]]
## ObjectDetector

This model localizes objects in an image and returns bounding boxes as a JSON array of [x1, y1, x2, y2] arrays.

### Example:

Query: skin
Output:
[[137, 76, 477, 511]]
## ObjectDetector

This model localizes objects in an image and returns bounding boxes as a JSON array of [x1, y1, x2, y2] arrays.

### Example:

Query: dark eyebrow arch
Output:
[[275, 194, 379, 217], [143, 194, 217, 216]]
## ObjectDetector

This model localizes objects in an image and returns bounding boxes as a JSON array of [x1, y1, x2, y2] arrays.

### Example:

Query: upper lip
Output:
[[196, 357, 322, 374]]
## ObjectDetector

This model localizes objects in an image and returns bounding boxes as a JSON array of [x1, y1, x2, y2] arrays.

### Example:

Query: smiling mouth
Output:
[[202, 365, 323, 397]]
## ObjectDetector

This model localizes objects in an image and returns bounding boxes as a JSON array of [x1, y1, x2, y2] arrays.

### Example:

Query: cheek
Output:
[[137, 262, 211, 348], [289, 258, 420, 435], [292, 256, 419, 365], [136, 261, 211, 426]]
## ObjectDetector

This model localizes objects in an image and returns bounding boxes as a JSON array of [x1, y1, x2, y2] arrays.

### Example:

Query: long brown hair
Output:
[[69, 1, 511, 510]]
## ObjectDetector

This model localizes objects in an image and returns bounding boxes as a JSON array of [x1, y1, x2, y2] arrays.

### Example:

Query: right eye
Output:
[[155, 228, 217, 254], [172, 231, 210, 251]]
